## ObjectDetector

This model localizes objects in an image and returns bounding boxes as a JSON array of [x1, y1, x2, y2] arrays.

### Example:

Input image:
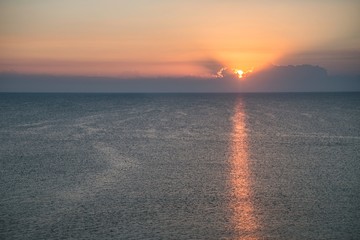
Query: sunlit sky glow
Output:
[[0, 0, 359, 77]]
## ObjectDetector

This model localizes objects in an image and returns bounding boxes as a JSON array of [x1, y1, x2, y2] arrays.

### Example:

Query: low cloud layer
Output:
[[0, 65, 359, 92], [278, 50, 360, 75]]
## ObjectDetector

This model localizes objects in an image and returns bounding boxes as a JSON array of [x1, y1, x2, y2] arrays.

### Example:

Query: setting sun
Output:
[[234, 69, 244, 79], [233, 68, 253, 79]]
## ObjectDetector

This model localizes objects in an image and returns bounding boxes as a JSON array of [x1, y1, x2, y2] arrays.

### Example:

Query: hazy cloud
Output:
[[278, 50, 360, 75], [243, 64, 329, 92], [196, 59, 225, 77], [1, 65, 359, 92]]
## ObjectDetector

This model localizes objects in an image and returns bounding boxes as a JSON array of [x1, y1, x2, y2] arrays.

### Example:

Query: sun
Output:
[[233, 68, 254, 79], [234, 69, 244, 79]]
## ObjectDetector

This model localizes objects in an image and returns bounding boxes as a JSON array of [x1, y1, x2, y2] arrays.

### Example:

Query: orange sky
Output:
[[1, 0, 359, 76]]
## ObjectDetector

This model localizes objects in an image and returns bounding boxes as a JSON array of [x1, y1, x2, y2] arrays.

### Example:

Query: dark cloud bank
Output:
[[0, 65, 359, 92]]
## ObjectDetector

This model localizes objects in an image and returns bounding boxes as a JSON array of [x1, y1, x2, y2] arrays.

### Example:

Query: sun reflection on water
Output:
[[229, 99, 259, 240]]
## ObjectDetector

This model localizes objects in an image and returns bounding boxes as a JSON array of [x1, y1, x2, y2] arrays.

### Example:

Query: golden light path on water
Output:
[[229, 99, 259, 240]]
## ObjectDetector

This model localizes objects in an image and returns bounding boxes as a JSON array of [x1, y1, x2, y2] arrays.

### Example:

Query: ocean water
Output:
[[0, 93, 359, 239]]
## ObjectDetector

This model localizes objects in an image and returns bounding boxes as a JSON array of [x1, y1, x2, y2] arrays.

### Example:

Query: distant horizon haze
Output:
[[1, 64, 359, 92]]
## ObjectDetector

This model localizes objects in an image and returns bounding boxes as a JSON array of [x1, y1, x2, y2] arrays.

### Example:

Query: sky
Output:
[[0, 0, 359, 92]]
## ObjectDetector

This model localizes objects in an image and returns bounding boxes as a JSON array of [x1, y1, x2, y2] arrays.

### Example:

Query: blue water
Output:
[[1, 93, 359, 239]]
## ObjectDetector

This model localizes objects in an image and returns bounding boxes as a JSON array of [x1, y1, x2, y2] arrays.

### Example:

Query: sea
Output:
[[1, 93, 359, 239]]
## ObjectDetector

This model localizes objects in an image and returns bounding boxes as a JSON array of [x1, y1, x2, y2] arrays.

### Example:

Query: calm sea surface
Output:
[[1, 93, 359, 239]]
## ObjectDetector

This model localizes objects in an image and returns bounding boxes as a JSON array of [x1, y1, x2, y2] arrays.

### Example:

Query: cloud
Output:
[[196, 59, 225, 77], [278, 50, 360, 75], [0, 73, 238, 93], [238, 64, 358, 92], [195, 58, 242, 79], [0, 64, 359, 92], [216, 67, 239, 78]]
